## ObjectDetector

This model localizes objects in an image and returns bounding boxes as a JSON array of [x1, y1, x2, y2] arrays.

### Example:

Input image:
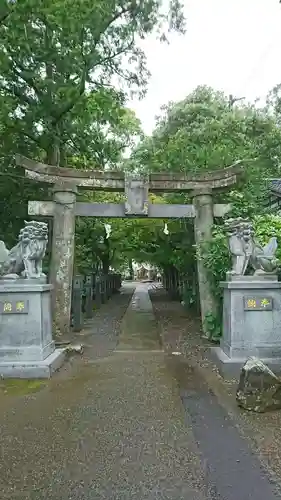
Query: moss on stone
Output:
[[0, 379, 46, 396]]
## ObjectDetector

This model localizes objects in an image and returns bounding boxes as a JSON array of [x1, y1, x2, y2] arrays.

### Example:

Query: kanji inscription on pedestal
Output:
[[0, 300, 29, 314], [244, 296, 273, 311]]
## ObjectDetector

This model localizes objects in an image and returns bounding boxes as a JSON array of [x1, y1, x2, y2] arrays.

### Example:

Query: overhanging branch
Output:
[[10, 61, 43, 100], [51, 39, 134, 128], [50, 4, 137, 127]]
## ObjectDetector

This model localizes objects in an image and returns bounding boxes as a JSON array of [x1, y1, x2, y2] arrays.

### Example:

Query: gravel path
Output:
[[0, 283, 208, 500], [150, 285, 281, 498], [1, 282, 280, 500]]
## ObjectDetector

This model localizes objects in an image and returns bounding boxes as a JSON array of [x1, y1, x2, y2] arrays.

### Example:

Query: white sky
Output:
[[129, 0, 281, 134]]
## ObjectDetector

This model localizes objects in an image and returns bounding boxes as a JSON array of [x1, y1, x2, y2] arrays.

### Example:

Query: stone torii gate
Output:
[[16, 155, 241, 335]]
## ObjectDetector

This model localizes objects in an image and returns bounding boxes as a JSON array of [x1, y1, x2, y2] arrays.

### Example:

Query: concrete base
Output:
[[0, 349, 66, 379], [210, 346, 281, 380]]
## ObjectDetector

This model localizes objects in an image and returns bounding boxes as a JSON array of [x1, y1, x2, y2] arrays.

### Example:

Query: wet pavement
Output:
[[0, 283, 281, 499]]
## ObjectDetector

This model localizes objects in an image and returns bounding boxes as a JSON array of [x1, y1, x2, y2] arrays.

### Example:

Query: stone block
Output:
[[236, 357, 281, 412], [211, 276, 281, 379], [124, 175, 148, 216]]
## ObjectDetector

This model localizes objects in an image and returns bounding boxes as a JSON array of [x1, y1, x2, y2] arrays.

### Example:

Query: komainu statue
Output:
[[225, 218, 279, 276], [0, 221, 48, 279]]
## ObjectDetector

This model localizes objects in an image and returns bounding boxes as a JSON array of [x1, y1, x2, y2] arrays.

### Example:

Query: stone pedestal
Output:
[[0, 280, 65, 378], [211, 275, 281, 379]]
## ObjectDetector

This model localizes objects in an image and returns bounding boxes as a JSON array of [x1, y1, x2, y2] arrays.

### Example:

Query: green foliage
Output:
[[71, 85, 281, 309], [0, 0, 185, 263], [65, 97, 143, 169], [200, 215, 281, 300], [203, 312, 222, 342], [119, 85, 281, 340], [131, 86, 281, 176], [126, 85, 281, 263], [198, 214, 281, 339], [254, 215, 281, 243], [0, 0, 185, 162], [198, 226, 230, 303], [2, 3, 281, 349], [181, 282, 197, 309]]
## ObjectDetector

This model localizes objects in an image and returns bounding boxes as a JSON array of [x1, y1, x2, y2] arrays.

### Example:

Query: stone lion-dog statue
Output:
[[0, 220, 48, 279]]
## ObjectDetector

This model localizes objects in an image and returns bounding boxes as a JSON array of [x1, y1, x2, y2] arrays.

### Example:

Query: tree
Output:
[[75, 85, 281, 287], [66, 99, 143, 169], [0, 0, 185, 257], [0, 0, 17, 26], [124, 86, 281, 338], [130, 85, 281, 210], [73, 191, 166, 275], [0, 0, 185, 164]]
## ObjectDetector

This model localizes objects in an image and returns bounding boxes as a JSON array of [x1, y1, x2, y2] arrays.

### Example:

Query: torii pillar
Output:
[[193, 187, 217, 336], [50, 183, 78, 336], [15, 155, 126, 336]]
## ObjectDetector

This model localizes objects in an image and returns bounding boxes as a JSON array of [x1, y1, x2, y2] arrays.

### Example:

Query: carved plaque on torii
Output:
[[124, 175, 149, 216]]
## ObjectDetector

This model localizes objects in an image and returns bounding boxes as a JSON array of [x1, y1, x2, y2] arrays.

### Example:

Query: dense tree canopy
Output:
[[2, 2, 281, 340], [0, 0, 184, 247], [111, 86, 281, 338], [0, 0, 185, 163]]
